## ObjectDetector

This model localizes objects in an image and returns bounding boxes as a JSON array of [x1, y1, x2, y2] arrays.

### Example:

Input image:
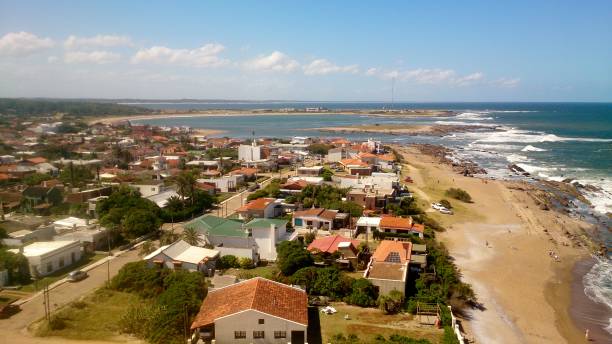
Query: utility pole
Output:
[[107, 232, 111, 284], [43, 283, 50, 321]]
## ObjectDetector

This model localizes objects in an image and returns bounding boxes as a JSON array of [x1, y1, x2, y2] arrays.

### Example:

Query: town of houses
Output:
[[0, 116, 443, 344]]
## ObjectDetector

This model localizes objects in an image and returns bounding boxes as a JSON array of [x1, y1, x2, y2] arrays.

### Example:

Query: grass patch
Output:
[[224, 264, 278, 280], [319, 302, 444, 344], [34, 288, 140, 340], [19, 253, 106, 292], [0, 295, 18, 308]]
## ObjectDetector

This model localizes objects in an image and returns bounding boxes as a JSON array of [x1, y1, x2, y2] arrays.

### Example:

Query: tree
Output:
[[59, 164, 94, 186], [139, 241, 156, 257], [175, 170, 197, 204], [239, 257, 254, 269], [378, 290, 405, 314], [0, 249, 31, 284], [181, 227, 202, 246], [276, 241, 313, 276], [321, 167, 334, 181], [345, 278, 378, 306], [23, 173, 52, 186], [307, 143, 332, 155], [121, 209, 162, 239], [98, 186, 162, 240], [388, 197, 423, 216]]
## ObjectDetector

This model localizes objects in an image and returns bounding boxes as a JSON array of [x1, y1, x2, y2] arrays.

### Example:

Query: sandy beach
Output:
[[87, 109, 453, 125], [393, 145, 596, 343], [313, 124, 498, 136]]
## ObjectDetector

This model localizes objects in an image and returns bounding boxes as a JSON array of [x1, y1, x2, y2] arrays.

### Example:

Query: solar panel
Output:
[[385, 251, 401, 263]]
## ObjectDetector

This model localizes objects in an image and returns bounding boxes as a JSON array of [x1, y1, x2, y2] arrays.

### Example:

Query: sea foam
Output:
[[521, 145, 547, 152]]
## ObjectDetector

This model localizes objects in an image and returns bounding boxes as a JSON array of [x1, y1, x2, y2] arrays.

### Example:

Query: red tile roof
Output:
[[237, 197, 275, 212], [379, 216, 413, 229], [372, 240, 412, 265], [340, 158, 369, 167], [307, 235, 360, 254], [191, 277, 308, 329], [26, 157, 47, 164]]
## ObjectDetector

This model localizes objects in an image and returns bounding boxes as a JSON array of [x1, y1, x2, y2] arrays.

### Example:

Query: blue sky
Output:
[[0, 0, 611, 101]]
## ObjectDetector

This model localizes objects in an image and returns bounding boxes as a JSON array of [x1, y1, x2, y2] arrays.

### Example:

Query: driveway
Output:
[[0, 249, 142, 343]]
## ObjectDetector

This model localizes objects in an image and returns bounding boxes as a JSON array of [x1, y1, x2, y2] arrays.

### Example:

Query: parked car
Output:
[[439, 207, 453, 215], [67, 270, 88, 282], [431, 203, 443, 210]]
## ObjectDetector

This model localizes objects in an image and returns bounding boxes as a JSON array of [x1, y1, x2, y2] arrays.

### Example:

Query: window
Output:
[[253, 331, 264, 339], [59, 257, 65, 267], [234, 331, 246, 339], [47, 262, 52, 272], [258, 318, 264, 324], [294, 218, 303, 226], [274, 331, 287, 339], [306, 220, 312, 226]]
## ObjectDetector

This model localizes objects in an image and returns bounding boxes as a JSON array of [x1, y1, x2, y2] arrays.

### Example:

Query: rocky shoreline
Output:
[[411, 143, 487, 176], [315, 124, 499, 137]]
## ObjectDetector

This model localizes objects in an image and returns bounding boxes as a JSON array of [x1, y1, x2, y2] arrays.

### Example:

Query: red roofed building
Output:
[[191, 277, 308, 344], [307, 234, 360, 254], [292, 208, 339, 231], [365, 240, 412, 296], [236, 197, 279, 219], [379, 216, 424, 239]]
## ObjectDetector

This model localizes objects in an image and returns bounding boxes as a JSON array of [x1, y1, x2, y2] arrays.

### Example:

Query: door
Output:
[[291, 330, 305, 344]]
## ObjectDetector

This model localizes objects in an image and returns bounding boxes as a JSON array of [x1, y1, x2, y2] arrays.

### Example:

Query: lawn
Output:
[[19, 253, 107, 292], [318, 302, 444, 344], [224, 264, 278, 280], [33, 288, 140, 341]]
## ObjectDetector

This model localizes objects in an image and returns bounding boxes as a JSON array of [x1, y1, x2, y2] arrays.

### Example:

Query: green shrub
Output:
[[345, 278, 378, 307], [444, 188, 472, 203], [217, 255, 240, 269], [378, 290, 405, 314], [439, 199, 452, 209], [239, 257, 254, 269], [276, 241, 313, 276]]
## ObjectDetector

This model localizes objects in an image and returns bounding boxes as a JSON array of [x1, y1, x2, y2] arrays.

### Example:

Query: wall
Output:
[[29, 243, 83, 276], [213, 309, 306, 344]]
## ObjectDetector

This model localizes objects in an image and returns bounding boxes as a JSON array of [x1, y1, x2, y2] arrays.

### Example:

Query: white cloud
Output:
[[453, 72, 485, 86], [64, 34, 132, 49], [367, 67, 487, 86], [131, 44, 228, 67], [243, 51, 300, 72], [493, 77, 520, 88], [303, 59, 359, 75], [0, 31, 54, 56], [47, 56, 58, 63], [64, 51, 121, 64]]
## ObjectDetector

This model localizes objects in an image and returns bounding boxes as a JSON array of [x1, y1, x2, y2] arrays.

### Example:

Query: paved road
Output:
[[0, 249, 142, 343]]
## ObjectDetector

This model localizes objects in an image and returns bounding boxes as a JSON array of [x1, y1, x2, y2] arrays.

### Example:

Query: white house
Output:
[[238, 142, 261, 162], [191, 277, 308, 344], [131, 180, 165, 197], [17, 241, 82, 276], [246, 218, 296, 261], [144, 240, 219, 275], [198, 175, 244, 193]]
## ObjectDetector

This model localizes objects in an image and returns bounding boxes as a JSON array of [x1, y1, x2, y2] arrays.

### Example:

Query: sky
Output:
[[0, 0, 611, 101]]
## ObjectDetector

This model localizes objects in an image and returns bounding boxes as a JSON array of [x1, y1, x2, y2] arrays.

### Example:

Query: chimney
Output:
[[270, 224, 277, 253]]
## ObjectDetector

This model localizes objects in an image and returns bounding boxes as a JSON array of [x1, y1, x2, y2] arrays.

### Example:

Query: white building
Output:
[[238, 142, 261, 162], [17, 241, 82, 276], [198, 175, 244, 193], [144, 240, 219, 275], [131, 180, 165, 197], [191, 277, 308, 344]]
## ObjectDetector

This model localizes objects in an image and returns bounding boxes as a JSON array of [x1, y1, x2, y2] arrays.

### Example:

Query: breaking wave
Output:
[[583, 256, 612, 334], [475, 128, 612, 143], [521, 145, 547, 152]]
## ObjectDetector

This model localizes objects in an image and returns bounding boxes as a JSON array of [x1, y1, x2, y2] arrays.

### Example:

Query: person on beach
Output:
[[585, 328, 589, 341]]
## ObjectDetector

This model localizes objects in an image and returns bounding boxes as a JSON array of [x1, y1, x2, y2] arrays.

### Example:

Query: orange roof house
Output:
[[190, 278, 307, 342], [365, 240, 412, 296], [379, 216, 424, 238], [292, 208, 340, 231], [236, 197, 278, 219], [307, 234, 360, 254]]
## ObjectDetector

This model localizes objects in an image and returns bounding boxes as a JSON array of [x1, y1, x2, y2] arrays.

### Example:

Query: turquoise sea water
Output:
[[131, 102, 612, 334]]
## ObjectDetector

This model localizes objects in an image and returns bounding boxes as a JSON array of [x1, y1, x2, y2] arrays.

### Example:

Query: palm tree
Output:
[[165, 196, 183, 212], [176, 171, 197, 204], [182, 227, 202, 246]]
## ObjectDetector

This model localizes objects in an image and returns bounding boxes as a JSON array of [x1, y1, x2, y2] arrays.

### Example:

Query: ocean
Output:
[[130, 101, 612, 334]]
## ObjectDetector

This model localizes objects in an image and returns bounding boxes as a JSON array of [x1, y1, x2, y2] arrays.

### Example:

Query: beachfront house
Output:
[[235, 197, 281, 220], [364, 240, 411, 296], [292, 208, 339, 232], [14, 240, 82, 276]]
